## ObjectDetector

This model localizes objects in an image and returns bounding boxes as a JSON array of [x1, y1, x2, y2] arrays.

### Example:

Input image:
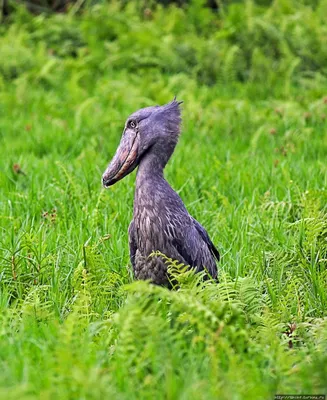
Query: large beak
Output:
[[102, 131, 139, 188]]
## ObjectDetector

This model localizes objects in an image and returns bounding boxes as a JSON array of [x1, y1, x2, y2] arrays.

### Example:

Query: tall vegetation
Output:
[[0, 1, 326, 398]]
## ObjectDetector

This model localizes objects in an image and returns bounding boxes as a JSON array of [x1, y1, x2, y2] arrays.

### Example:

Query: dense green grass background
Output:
[[0, 1, 327, 398]]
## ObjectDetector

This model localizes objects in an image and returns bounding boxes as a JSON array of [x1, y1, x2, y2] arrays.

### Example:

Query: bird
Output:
[[102, 99, 219, 287]]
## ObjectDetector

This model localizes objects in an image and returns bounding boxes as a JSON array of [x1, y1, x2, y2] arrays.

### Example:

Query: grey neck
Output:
[[136, 139, 177, 186], [136, 149, 164, 187]]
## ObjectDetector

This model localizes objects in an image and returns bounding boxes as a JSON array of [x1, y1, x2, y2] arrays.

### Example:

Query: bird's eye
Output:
[[128, 120, 137, 129]]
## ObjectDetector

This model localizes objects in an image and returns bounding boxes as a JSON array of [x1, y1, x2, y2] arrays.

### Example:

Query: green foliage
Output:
[[2, 0, 327, 89], [0, 0, 327, 398]]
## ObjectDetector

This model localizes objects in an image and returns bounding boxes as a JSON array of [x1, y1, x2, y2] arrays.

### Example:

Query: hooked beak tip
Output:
[[102, 176, 111, 188]]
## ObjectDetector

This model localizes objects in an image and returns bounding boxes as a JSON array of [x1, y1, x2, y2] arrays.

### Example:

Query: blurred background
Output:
[[1, 0, 326, 88]]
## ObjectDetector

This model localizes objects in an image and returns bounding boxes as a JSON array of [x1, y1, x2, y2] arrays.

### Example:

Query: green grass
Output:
[[0, 1, 327, 399]]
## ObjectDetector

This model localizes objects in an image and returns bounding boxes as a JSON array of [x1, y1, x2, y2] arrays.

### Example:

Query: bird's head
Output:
[[102, 98, 182, 188]]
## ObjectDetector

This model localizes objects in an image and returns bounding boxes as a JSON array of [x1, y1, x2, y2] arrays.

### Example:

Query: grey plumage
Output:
[[102, 99, 219, 286]]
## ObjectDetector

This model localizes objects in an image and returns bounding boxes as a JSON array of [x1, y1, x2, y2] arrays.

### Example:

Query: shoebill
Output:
[[102, 99, 219, 286]]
